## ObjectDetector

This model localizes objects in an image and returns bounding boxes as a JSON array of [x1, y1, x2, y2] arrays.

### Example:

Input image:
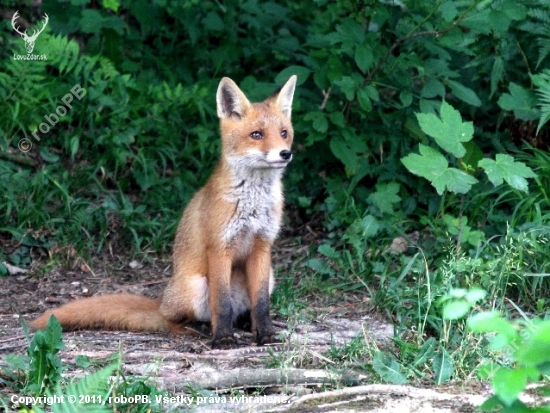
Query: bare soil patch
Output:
[[0, 237, 490, 412]]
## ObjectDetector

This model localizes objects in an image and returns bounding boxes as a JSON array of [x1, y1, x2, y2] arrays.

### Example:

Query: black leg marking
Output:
[[211, 292, 237, 349], [235, 310, 252, 331], [252, 294, 278, 346]]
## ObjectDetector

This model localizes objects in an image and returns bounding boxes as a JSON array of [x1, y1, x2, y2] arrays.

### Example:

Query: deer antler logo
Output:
[[12, 11, 49, 54]]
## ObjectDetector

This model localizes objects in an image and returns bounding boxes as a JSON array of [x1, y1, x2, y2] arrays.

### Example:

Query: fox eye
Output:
[[250, 131, 263, 140], [281, 130, 288, 139]]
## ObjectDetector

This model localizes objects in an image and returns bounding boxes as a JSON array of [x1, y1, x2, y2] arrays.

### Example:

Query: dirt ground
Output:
[[0, 237, 492, 412]]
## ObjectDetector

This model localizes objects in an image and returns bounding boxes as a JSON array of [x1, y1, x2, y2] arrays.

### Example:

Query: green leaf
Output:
[[329, 130, 366, 176], [465, 288, 487, 303], [435, 167, 477, 195], [467, 230, 485, 247], [433, 350, 454, 384], [373, 351, 408, 384], [312, 116, 328, 133], [355, 43, 373, 73], [487, 10, 511, 33], [439, 1, 457, 21], [330, 135, 358, 174], [467, 311, 517, 341], [415, 101, 474, 157], [27, 315, 65, 394], [306, 258, 334, 276], [478, 154, 537, 193], [421, 80, 445, 99], [500, 0, 527, 21], [443, 300, 470, 320], [401, 144, 478, 195], [514, 321, 550, 366], [69, 136, 80, 160], [202, 12, 224, 31], [40, 147, 60, 163], [355, 214, 379, 238], [357, 88, 372, 111], [497, 83, 539, 121], [402, 144, 446, 180], [442, 214, 476, 245], [462, 141, 483, 169], [447, 80, 481, 107], [329, 112, 346, 127], [461, 9, 492, 34], [318, 243, 338, 259], [479, 395, 504, 410], [367, 182, 401, 214], [490, 57, 504, 98], [400, 91, 413, 108], [404, 117, 428, 142], [489, 333, 511, 351], [276, 66, 311, 86], [492, 368, 531, 406], [449, 288, 467, 298], [75, 355, 92, 369], [412, 337, 436, 367], [364, 85, 379, 101], [335, 76, 356, 100], [304, 112, 328, 133], [102, 0, 119, 12], [80, 10, 103, 34], [478, 362, 502, 381], [336, 18, 365, 45]]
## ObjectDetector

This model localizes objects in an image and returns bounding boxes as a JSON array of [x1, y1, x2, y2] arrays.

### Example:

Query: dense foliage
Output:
[[1, 0, 549, 263]]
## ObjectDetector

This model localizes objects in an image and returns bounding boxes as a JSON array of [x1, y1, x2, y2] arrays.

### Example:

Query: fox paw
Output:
[[211, 335, 238, 349], [256, 333, 280, 346]]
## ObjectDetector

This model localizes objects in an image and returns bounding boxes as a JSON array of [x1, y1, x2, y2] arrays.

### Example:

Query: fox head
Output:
[[216, 75, 297, 170]]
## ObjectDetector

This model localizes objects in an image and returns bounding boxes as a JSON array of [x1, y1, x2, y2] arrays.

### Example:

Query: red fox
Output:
[[30, 75, 297, 349]]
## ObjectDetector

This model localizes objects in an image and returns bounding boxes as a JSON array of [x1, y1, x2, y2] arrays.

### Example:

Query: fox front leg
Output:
[[207, 251, 237, 349], [246, 237, 277, 345]]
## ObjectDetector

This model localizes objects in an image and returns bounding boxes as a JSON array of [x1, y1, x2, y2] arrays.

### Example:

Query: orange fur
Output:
[[30, 294, 169, 332], [30, 75, 297, 348]]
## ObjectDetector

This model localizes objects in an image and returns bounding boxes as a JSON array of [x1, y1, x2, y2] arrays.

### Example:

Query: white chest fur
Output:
[[221, 163, 283, 252]]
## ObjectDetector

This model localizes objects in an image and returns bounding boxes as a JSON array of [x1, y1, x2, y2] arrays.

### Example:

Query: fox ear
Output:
[[274, 75, 297, 119], [216, 78, 252, 119]]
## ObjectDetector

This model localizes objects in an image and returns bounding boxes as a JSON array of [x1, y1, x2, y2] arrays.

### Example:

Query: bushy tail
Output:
[[29, 293, 170, 333]]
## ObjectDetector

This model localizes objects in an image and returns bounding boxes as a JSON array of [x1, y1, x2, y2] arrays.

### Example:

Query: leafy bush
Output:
[[440, 296, 550, 411], [1, 0, 549, 263]]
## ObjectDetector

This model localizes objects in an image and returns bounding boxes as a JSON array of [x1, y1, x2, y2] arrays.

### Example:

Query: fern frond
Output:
[[41, 33, 81, 74], [531, 69, 550, 135], [528, 8, 550, 24], [74, 55, 99, 79], [518, 21, 545, 35], [537, 37, 550, 69], [98, 56, 119, 79], [33, 364, 117, 413]]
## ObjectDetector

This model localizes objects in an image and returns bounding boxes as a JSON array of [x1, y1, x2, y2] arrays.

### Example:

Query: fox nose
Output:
[[280, 149, 292, 161]]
